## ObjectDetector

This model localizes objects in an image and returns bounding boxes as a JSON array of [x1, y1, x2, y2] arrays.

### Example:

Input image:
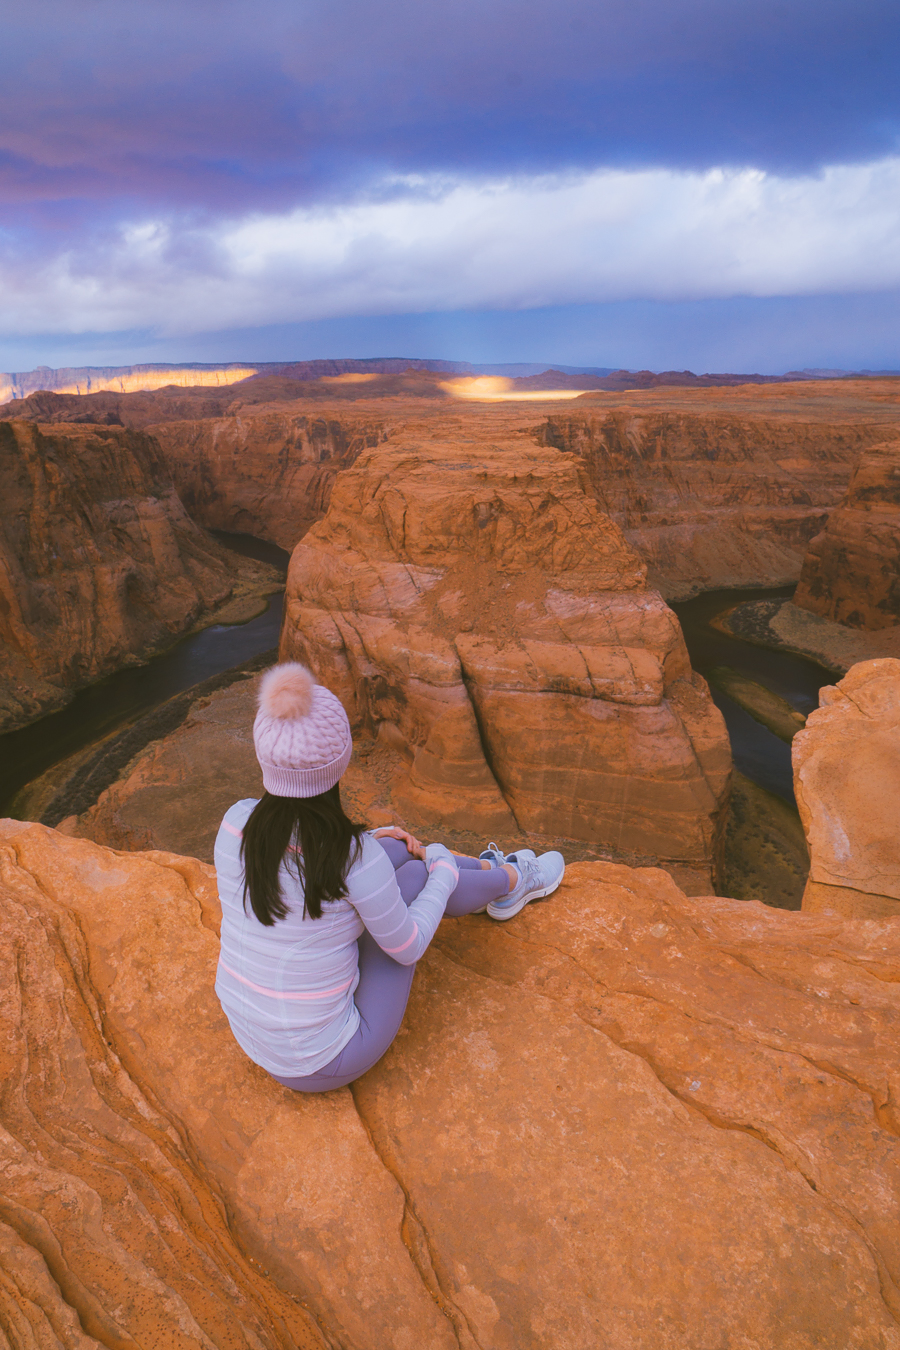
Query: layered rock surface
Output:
[[2, 819, 900, 1348], [0, 419, 278, 732], [8, 377, 900, 595], [793, 658, 900, 919], [280, 439, 731, 889], [145, 407, 391, 550], [541, 407, 897, 598], [794, 440, 900, 629]]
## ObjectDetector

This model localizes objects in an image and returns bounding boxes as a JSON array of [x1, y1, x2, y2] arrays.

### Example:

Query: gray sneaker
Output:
[[487, 851, 565, 921], [478, 841, 507, 867]]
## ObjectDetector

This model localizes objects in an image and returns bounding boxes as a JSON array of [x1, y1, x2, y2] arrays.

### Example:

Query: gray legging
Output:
[[271, 838, 509, 1093]]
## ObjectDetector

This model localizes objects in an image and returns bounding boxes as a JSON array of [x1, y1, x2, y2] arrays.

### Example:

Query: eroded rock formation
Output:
[[0, 419, 277, 732], [280, 440, 731, 889], [2, 820, 900, 1347], [793, 440, 900, 629], [541, 408, 895, 598], [145, 408, 391, 550], [793, 657, 900, 919], [7, 377, 900, 598]]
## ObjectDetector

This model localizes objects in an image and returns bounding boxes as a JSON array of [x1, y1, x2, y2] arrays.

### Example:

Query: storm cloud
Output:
[[1, 0, 897, 363]]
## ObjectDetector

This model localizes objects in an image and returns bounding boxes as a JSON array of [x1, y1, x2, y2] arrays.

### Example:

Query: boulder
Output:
[[794, 441, 900, 629], [793, 657, 900, 919], [279, 440, 731, 889], [2, 819, 900, 1347], [0, 419, 278, 732]]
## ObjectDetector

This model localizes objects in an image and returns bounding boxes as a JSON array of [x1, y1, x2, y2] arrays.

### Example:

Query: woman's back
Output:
[[215, 798, 400, 1076]]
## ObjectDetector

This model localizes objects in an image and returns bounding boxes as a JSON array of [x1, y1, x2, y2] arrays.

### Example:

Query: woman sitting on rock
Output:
[[214, 663, 564, 1092]]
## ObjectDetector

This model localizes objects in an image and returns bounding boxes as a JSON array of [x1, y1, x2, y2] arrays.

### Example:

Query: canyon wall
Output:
[[2, 819, 900, 1347], [793, 440, 900, 629], [8, 380, 900, 601], [793, 658, 900, 919], [280, 438, 731, 888], [146, 408, 392, 550], [540, 409, 894, 597], [0, 419, 275, 732]]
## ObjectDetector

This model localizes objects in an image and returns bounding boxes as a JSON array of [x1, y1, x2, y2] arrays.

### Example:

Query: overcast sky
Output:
[[1, 0, 898, 373]]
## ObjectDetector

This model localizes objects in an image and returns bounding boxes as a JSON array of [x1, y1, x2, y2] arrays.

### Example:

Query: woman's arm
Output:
[[347, 841, 458, 965]]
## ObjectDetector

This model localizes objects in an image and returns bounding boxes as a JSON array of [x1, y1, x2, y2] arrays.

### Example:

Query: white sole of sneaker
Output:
[[486, 867, 565, 921]]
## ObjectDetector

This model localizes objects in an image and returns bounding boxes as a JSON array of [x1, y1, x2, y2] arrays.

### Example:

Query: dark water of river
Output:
[[2, 538, 835, 822], [0, 533, 289, 816], [672, 585, 834, 803]]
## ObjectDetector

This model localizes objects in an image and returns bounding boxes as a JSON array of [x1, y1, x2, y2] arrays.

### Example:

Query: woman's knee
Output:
[[395, 858, 428, 904]]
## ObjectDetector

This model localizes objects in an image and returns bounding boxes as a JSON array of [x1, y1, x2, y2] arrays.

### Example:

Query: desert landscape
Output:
[[1, 362, 899, 1346]]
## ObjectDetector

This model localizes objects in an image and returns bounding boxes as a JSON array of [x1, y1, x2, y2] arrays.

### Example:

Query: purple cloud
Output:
[[0, 0, 897, 226]]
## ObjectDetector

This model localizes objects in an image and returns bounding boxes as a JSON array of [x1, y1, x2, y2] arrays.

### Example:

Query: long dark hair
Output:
[[241, 784, 365, 925]]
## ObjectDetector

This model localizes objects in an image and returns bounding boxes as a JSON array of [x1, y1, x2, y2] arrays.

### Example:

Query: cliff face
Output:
[[0, 420, 274, 732], [793, 658, 900, 919], [8, 380, 899, 598], [540, 410, 892, 597], [280, 438, 731, 889], [3, 820, 900, 1348], [146, 409, 391, 550], [793, 441, 900, 629]]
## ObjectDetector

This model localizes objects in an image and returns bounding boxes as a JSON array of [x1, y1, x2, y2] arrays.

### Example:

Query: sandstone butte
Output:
[[277, 438, 731, 891], [7, 376, 900, 599], [793, 658, 900, 920], [793, 440, 900, 630], [0, 419, 278, 733], [2, 807, 900, 1349]]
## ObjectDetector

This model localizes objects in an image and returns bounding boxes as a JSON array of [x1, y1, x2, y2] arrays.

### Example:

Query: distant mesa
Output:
[[4, 358, 897, 410]]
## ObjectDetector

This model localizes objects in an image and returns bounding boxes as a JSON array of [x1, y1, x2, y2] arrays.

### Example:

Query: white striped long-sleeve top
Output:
[[213, 799, 458, 1078]]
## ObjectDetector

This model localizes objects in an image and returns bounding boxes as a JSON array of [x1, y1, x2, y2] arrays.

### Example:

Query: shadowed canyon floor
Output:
[[2, 818, 900, 1348]]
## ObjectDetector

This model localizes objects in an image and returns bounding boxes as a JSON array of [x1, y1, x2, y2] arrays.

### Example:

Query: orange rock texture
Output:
[[279, 439, 731, 889], [146, 379, 900, 595], [542, 402, 898, 598], [793, 658, 900, 919], [145, 407, 391, 550], [794, 441, 900, 629], [3, 819, 900, 1347], [0, 419, 274, 732], [10, 377, 899, 596]]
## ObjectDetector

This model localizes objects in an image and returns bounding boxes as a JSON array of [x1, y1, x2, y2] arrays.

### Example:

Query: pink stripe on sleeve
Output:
[[382, 923, 420, 955], [222, 820, 242, 838]]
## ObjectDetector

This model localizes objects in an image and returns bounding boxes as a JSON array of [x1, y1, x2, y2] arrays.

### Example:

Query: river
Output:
[[2, 557, 832, 823], [0, 533, 289, 817], [671, 585, 832, 802]]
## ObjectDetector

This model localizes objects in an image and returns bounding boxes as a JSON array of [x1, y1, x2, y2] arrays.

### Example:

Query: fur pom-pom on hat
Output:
[[258, 662, 315, 720], [253, 662, 352, 798]]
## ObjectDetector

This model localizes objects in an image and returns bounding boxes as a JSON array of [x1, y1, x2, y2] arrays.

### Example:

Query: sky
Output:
[[1, 0, 899, 374]]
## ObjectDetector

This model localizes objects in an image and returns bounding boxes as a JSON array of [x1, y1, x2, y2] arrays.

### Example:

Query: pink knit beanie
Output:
[[253, 663, 352, 797]]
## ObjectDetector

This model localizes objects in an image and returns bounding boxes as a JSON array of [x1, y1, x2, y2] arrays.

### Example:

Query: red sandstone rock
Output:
[[793, 657, 900, 919], [541, 408, 895, 598], [280, 439, 731, 887], [0, 419, 276, 732], [8, 379, 899, 599], [794, 441, 900, 629], [2, 820, 900, 1347], [145, 407, 390, 550]]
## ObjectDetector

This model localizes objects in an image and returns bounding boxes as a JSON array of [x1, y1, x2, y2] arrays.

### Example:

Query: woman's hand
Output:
[[371, 825, 426, 861]]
